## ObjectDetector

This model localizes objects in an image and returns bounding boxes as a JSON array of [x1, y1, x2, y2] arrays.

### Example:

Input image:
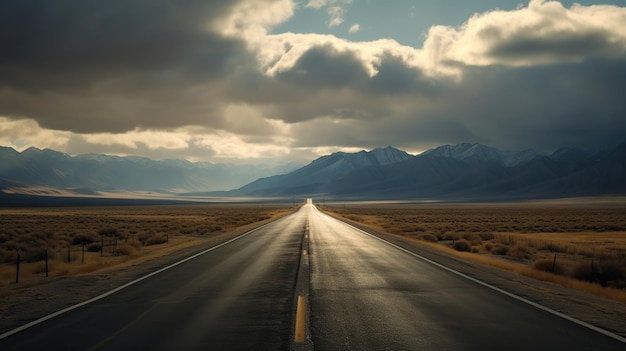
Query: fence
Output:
[[492, 233, 625, 262], [7, 235, 167, 285]]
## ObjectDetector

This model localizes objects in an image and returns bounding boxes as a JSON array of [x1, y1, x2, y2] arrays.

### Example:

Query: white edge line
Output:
[[0, 222, 271, 340], [335, 217, 626, 345]]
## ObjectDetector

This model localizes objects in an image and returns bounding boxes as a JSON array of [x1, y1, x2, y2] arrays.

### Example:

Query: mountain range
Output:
[[220, 142, 626, 200], [0, 146, 301, 194], [1, 142, 625, 202]]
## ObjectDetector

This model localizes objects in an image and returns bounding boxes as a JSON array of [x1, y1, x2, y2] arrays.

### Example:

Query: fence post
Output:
[[68, 244, 71, 263], [82, 242, 85, 264], [15, 254, 20, 284], [101, 237, 104, 257], [552, 253, 557, 273], [45, 249, 49, 278]]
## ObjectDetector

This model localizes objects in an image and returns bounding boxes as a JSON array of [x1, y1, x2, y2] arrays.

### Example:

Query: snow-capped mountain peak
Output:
[[422, 143, 543, 166]]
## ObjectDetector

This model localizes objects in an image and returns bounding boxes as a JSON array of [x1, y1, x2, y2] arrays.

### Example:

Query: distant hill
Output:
[[227, 146, 412, 196], [221, 142, 626, 200], [2, 143, 625, 201], [0, 146, 301, 194]]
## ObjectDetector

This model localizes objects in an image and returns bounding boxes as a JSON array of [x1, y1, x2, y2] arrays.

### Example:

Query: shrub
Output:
[[418, 234, 438, 242], [137, 232, 153, 244], [462, 233, 479, 241], [98, 228, 121, 238], [2, 240, 24, 252], [571, 262, 594, 282], [573, 260, 626, 287], [409, 226, 426, 232], [453, 239, 472, 252], [533, 258, 566, 274], [126, 239, 142, 250], [144, 235, 168, 246], [0, 232, 12, 244], [443, 233, 459, 241], [87, 243, 102, 252], [56, 234, 72, 243], [479, 232, 495, 241], [597, 261, 626, 287], [116, 243, 138, 257], [21, 249, 47, 262], [490, 244, 508, 255], [71, 234, 95, 245], [508, 245, 533, 260]]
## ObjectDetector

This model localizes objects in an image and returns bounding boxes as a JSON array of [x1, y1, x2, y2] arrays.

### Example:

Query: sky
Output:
[[0, 0, 625, 164]]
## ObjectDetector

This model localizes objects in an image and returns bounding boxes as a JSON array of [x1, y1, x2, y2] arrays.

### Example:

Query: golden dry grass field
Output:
[[319, 200, 626, 302], [0, 204, 296, 286]]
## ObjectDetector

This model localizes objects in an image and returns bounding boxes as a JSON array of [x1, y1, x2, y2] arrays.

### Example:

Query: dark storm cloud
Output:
[[0, 0, 241, 88], [275, 44, 370, 87], [229, 47, 441, 126], [272, 47, 438, 96], [285, 55, 626, 152], [440, 58, 626, 150], [485, 28, 620, 62], [364, 54, 439, 95], [290, 114, 478, 150], [0, 0, 249, 132]]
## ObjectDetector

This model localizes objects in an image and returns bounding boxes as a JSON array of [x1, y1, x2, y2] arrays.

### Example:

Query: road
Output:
[[1, 202, 625, 350]]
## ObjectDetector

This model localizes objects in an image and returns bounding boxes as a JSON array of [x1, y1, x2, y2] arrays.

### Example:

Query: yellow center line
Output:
[[295, 295, 306, 343]]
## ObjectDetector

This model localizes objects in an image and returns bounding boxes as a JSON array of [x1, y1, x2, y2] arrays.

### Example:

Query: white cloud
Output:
[[0, 115, 296, 162], [257, 33, 425, 78], [214, 0, 294, 43], [327, 6, 345, 27], [82, 129, 190, 150], [305, 0, 352, 28], [305, 0, 349, 10], [423, 0, 626, 67], [257, 0, 626, 79], [0, 117, 71, 151], [348, 23, 360, 33], [192, 125, 294, 161]]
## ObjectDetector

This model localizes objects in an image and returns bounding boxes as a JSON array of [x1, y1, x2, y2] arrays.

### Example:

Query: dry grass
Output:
[[320, 201, 626, 303], [0, 204, 296, 285]]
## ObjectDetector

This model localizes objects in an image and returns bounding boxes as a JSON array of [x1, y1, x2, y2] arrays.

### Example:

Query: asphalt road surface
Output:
[[1, 202, 625, 350]]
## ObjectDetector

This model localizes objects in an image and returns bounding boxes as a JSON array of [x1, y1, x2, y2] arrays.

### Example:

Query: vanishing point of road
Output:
[[1, 200, 624, 350]]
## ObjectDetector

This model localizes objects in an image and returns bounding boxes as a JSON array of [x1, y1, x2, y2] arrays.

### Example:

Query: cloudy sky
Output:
[[1, 0, 625, 164]]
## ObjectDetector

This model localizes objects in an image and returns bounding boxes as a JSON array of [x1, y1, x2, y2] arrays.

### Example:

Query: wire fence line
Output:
[[5, 234, 168, 285], [492, 233, 625, 262]]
